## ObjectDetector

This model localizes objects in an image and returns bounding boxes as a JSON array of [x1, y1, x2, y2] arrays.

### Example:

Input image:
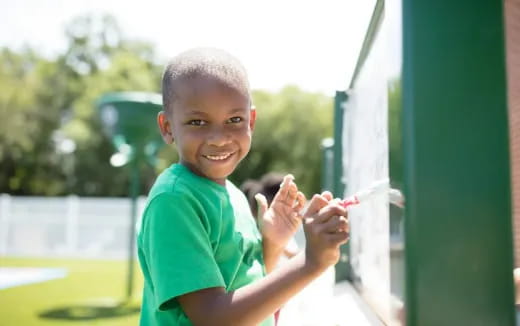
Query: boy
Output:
[[137, 48, 349, 326]]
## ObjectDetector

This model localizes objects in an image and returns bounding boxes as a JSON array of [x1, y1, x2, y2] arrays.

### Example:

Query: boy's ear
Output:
[[249, 106, 257, 131], [157, 111, 174, 144]]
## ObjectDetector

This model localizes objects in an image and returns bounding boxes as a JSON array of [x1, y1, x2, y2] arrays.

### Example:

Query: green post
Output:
[[321, 138, 334, 193], [401, 1, 515, 325], [333, 91, 348, 198], [127, 158, 140, 299], [332, 91, 350, 282]]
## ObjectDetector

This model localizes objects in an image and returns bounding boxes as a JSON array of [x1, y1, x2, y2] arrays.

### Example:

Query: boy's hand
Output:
[[257, 175, 306, 250], [302, 192, 349, 272]]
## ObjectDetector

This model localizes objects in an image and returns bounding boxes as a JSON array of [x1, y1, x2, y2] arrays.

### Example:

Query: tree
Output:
[[0, 48, 74, 194], [0, 14, 163, 196], [59, 14, 163, 196], [231, 86, 333, 197], [0, 15, 333, 198]]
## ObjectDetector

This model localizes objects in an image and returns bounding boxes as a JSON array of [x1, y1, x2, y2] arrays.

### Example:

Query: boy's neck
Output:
[[177, 161, 228, 187]]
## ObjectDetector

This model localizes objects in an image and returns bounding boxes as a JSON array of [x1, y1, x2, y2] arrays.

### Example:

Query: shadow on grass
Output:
[[38, 300, 140, 321]]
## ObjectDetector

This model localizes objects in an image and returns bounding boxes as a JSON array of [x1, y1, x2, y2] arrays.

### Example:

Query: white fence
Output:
[[0, 194, 147, 259]]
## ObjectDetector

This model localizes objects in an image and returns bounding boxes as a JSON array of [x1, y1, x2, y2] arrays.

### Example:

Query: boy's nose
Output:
[[207, 128, 232, 146]]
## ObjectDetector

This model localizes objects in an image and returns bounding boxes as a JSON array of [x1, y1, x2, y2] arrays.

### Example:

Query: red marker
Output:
[[339, 179, 404, 208]]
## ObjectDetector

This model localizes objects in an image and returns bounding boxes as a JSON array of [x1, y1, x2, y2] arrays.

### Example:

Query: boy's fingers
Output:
[[327, 230, 350, 245], [255, 193, 268, 220], [314, 203, 347, 224], [322, 216, 349, 233], [286, 181, 298, 202], [273, 174, 295, 203], [292, 191, 306, 212], [303, 194, 329, 219], [321, 191, 333, 201]]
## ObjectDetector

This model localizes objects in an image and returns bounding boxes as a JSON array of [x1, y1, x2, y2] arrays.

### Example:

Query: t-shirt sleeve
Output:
[[141, 192, 225, 311]]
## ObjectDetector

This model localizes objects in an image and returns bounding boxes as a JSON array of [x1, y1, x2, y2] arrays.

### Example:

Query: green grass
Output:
[[0, 257, 144, 326]]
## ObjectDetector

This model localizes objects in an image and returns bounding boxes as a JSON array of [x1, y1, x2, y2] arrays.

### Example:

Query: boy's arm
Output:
[[262, 238, 285, 273], [178, 194, 349, 326], [178, 252, 321, 326]]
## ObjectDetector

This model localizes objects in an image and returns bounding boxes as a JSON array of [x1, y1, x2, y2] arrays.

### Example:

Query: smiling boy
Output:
[[137, 48, 349, 326]]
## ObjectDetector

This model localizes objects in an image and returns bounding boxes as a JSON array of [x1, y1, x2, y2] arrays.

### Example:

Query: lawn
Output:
[[0, 257, 143, 326]]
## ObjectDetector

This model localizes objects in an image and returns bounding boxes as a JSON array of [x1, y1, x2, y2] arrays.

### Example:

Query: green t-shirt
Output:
[[137, 163, 274, 326]]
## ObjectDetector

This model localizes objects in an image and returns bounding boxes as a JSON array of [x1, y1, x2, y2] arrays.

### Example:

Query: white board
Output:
[[342, 15, 391, 320]]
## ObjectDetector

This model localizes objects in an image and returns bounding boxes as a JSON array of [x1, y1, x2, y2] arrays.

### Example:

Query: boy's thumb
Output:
[[255, 193, 268, 219]]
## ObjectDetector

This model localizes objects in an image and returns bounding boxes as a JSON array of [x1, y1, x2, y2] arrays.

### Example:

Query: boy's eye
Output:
[[187, 120, 206, 126], [228, 117, 243, 123]]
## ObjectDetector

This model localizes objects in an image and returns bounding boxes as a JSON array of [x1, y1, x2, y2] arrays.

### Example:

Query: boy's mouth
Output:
[[203, 152, 234, 161]]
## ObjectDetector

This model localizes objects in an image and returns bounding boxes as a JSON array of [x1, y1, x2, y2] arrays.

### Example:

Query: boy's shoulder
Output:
[[147, 163, 188, 198]]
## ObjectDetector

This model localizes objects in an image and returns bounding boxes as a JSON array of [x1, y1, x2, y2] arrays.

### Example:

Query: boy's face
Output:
[[158, 76, 256, 185]]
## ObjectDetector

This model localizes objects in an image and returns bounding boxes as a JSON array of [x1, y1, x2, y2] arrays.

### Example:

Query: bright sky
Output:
[[1, 0, 376, 94]]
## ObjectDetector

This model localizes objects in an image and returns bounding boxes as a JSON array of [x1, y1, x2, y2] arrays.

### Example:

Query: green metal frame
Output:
[[332, 91, 350, 282], [337, 0, 515, 324], [333, 91, 348, 198], [348, 0, 384, 90], [401, 1, 515, 325]]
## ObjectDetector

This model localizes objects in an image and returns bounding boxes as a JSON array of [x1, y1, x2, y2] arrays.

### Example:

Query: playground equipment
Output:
[[96, 92, 163, 300]]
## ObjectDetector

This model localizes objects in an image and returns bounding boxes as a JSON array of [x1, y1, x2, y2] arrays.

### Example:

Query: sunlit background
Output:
[[0, 1, 377, 325], [1, 0, 375, 93], [2, 1, 519, 325]]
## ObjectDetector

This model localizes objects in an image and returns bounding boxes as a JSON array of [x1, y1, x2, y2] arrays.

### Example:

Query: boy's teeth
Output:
[[206, 153, 231, 160]]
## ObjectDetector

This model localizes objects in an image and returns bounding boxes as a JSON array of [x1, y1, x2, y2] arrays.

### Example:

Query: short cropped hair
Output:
[[162, 48, 251, 113]]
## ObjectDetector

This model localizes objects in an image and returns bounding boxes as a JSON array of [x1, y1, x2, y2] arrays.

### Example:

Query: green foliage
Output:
[[0, 14, 333, 197], [388, 78, 403, 188], [0, 14, 162, 196], [0, 48, 70, 195], [231, 86, 333, 197]]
